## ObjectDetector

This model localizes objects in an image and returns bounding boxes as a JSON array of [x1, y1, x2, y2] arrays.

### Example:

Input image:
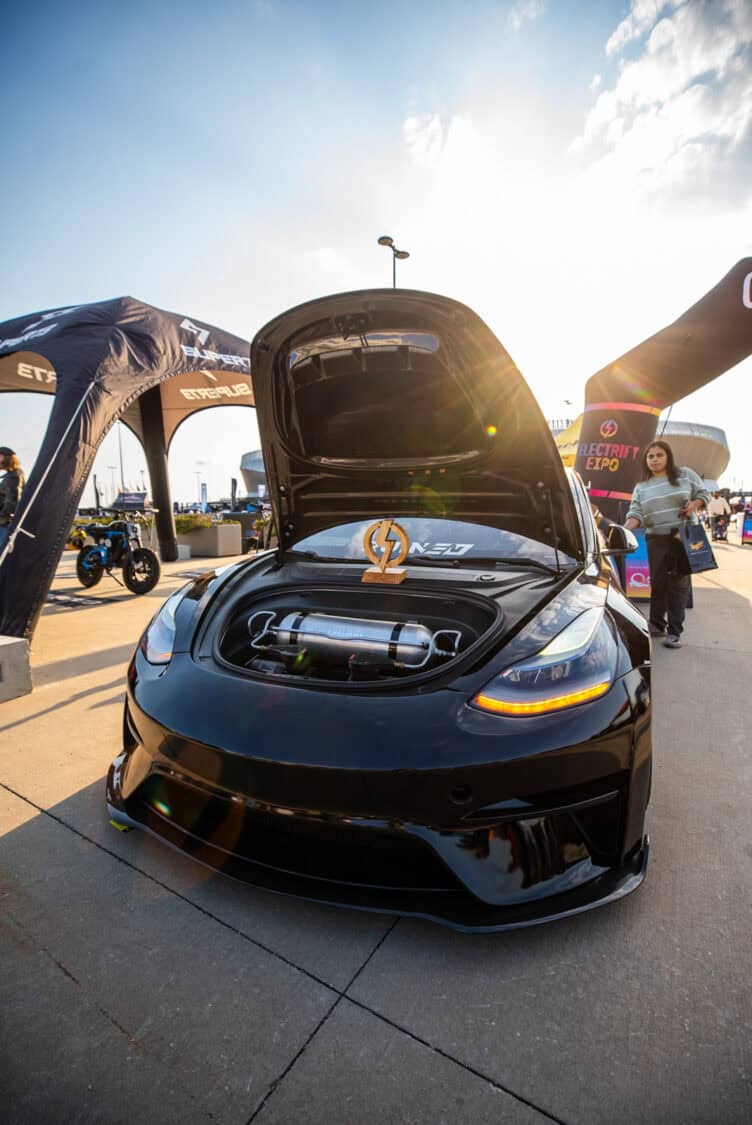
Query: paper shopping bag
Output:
[[679, 521, 718, 574]]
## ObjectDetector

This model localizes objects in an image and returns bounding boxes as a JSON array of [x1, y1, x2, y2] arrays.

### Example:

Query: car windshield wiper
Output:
[[455, 556, 566, 576], [283, 550, 360, 564], [402, 556, 462, 568]]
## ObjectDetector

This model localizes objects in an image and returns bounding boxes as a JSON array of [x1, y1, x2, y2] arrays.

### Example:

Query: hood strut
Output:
[[540, 483, 562, 577]]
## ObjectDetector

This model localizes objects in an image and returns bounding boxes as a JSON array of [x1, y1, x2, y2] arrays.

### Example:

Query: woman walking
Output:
[[624, 440, 710, 649]]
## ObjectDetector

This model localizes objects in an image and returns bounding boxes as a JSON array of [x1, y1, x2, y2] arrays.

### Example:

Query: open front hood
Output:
[[251, 289, 582, 560]]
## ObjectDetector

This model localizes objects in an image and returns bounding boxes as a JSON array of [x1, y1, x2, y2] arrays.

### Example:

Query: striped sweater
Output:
[[626, 468, 710, 536]]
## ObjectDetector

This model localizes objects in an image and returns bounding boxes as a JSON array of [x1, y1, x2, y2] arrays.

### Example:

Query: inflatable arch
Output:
[[575, 259, 752, 519], [0, 298, 251, 638]]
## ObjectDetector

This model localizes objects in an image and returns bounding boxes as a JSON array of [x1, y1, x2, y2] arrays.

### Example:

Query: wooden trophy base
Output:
[[362, 566, 407, 585]]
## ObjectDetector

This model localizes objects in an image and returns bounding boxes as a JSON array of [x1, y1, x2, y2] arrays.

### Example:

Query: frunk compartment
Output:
[[217, 582, 500, 683]]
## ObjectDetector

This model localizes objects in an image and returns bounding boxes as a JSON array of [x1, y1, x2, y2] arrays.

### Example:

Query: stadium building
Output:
[[239, 449, 267, 495]]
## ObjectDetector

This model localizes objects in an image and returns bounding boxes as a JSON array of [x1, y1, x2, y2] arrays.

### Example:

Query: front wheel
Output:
[[122, 548, 161, 594], [76, 548, 104, 588]]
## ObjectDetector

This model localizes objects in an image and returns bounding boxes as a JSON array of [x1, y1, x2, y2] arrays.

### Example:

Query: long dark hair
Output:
[[641, 440, 679, 485]]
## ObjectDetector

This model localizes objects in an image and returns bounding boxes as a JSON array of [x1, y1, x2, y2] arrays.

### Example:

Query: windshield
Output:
[[292, 519, 575, 567]]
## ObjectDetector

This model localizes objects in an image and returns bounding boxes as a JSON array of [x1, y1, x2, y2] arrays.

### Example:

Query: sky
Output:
[[2, 0, 751, 505]]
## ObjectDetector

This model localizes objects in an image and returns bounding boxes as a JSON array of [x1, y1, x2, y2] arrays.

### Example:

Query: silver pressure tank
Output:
[[248, 610, 461, 670]]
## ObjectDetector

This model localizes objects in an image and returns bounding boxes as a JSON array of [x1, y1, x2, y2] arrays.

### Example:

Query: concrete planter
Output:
[[0, 636, 32, 702], [176, 523, 241, 557]]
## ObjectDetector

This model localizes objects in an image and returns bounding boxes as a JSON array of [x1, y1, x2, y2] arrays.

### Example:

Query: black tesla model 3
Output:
[[107, 289, 651, 932]]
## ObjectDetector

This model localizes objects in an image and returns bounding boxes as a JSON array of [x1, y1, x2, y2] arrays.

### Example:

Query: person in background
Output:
[[624, 440, 710, 649], [0, 446, 26, 553], [707, 491, 731, 541]]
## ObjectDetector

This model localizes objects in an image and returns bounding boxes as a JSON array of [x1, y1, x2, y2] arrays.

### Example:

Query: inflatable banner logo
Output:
[[578, 402, 661, 517]]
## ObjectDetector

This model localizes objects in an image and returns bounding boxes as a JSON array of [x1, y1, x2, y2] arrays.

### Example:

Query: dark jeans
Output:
[[647, 534, 691, 636]]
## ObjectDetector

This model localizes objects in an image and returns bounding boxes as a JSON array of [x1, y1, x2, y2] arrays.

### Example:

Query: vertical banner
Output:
[[575, 402, 661, 521], [742, 512, 752, 545], [623, 528, 651, 600]]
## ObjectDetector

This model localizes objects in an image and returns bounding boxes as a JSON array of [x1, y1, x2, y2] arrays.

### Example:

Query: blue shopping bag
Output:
[[679, 521, 718, 574]]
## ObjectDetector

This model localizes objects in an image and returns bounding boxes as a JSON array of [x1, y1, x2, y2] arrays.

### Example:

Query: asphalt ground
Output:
[[1, 535, 750, 1125]]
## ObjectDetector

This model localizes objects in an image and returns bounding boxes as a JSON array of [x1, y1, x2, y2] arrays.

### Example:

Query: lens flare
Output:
[[485, 424, 497, 437], [152, 798, 171, 816], [409, 482, 449, 516]]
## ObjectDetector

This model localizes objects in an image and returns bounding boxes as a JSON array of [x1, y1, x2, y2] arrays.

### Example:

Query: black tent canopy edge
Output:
[[0, 297, 252, 639]]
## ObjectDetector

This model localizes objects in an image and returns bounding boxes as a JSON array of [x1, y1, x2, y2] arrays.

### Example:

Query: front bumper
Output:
[[107, 672, 650, 931]]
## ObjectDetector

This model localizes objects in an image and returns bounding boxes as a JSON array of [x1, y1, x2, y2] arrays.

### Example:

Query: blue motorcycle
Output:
[[76, 515, 160, 594]]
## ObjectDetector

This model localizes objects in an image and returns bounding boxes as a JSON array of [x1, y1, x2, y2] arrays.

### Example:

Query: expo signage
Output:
[[179, 344, 250, 368], [179, 318, 249, 368], [743, 271, 752, 309], [0, 306, 80, 354], [179, 382, 252, 401], [578, 418, 642, 474], [16, 361, 56, 385], [575, 403, 662, 512]]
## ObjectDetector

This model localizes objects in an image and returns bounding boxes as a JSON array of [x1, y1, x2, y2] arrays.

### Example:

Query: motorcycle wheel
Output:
[[76, 548, 104, 588], [123, 548, 161, 594]]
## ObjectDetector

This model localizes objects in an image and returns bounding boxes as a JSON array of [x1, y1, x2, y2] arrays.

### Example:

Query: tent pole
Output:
[[138, 386, 178, 562]]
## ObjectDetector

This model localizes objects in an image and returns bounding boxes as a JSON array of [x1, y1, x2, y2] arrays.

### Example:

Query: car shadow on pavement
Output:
[[0, 774, 343, 1125], [1, 574, 750, 1125], [32, 644, 137, 687], [0, 678, 125, 734]]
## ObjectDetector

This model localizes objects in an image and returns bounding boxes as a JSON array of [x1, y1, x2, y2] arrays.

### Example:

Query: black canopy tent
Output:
[[0, 298, 252, 638], [576, 258, 752, 517]]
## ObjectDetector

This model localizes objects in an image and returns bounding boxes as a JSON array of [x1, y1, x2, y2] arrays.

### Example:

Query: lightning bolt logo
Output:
[[374, 519, 398, 571], [363, 519, 410, 572]]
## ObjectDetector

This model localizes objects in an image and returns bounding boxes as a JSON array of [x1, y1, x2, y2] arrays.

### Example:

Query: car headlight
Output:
[[471, 607, 617, 716], [140, 590, 185, 664]]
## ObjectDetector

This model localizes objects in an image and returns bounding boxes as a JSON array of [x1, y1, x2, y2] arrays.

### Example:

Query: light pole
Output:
[[377, 235, 410, 288], [107, 465, 117, 505]]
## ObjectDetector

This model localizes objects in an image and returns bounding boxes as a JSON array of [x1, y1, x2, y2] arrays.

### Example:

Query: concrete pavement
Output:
[[1, 538, 750, 1124]]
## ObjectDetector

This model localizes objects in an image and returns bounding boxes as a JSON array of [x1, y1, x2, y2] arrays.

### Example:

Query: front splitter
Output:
[[107, 786, 648, 934]]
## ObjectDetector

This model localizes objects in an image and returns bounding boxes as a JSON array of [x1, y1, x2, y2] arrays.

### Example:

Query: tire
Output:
[[76, 548, 104, 588], [122, 548, 161, 594]]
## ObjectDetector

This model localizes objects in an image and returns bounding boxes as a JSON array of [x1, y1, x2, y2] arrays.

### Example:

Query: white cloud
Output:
[[590, 73, 602, 92], [574, 0, 752, 204], [402, 112, 445, 165], [605, 0, 680, 56], [308, 246, 348, 274], [508, 0, 544, 33]]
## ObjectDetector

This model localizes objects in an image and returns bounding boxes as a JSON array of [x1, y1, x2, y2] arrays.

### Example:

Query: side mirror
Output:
[[606, 524, 638, 555]]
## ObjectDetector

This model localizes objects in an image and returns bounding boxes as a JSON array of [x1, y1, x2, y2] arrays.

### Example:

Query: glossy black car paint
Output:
[[107, 290, 652, 932]]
